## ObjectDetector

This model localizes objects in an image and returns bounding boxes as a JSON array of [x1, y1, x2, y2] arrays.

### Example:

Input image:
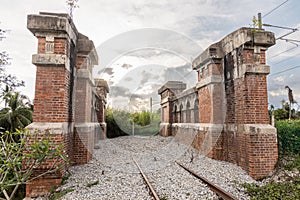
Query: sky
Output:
[[0, 0, 300, 111]]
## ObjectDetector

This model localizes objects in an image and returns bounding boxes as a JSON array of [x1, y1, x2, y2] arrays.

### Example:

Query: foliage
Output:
[[106, 108, 130, 138], [273, 108, 289, 120], [0, 90, 32, 133], [276, 120, 300, 156], [66, 0, 79, 19], [131, 111, 151, 126], [270, 100, 299, 121], [243, 120, 300, 199], [283, 155, 300, 171], [49, 188, 74, 200], [86, 180, 99, 188], [0, 130, 68, 200], [242, 178, 300, 200], [251, 15, 262, 30], [106, 108, 160, 138]]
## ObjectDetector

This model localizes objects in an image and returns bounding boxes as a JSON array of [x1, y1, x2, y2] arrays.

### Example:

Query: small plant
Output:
[[86, 180, 99, 188], [49, 188, 74, 200], [283, 154, 300, 171], [242, 178, 300, 200], [0, 130, 68, 200]]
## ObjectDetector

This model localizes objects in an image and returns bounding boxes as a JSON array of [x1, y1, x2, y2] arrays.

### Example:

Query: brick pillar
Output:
[[94, 78, 109, 140], [73, 33, 100, 164], [25, 12, 79, 197], [192, 45, 225, 159], [158, 81, 186, 136], [192, 28, 278, 179]]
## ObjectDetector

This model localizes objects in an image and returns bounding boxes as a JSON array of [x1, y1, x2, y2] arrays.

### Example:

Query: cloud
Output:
[[110, 86, 130, 97], [98, 67, 114, 75], [1, 0, 300, 111], [121, 63, 133, 69]]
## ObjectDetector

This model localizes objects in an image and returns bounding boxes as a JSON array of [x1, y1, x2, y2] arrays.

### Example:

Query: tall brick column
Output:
[[95, 78, 109, 140], [73, 33, 100, 164], [192, 28, 278, 179], [26, 12, 78, 196]]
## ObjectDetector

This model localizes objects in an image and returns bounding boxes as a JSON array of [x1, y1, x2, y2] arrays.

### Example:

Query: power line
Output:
[[270, 65, 300, 76], [272, 52, 300, 65], [269, 45, 299, 59], [263, 23, 297, 31], [263, 0, 289, 18]]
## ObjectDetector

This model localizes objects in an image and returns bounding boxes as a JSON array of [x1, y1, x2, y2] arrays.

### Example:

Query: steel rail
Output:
[[175, 161, 239, 200], [133, 159, 160, 200]]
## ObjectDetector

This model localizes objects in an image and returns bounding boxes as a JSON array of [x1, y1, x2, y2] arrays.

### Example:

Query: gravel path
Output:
[[59, 135, 255, 200]]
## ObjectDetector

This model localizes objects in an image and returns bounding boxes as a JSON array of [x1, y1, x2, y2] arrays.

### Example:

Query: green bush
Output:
[[0, 130, 67, 200], [106, 109, 160, 138], [242, 178, 300, 200], [106, 109, 129, 138], [276, 120, 300, 156]]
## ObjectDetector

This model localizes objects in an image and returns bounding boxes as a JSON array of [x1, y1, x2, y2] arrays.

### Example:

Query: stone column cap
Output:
[[95, 78, 109, 93], [158, 81, 187, 94], [27, 12, 78, 43], [77, 33, 98, 65], [192, 27, 275, 70]]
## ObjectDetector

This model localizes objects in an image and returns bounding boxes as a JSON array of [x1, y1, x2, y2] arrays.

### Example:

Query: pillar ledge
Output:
[[26, 122, 74, 135], [32, 54, 70, 71], [196, 75, 223, 89], [27, 12, 78, 43]]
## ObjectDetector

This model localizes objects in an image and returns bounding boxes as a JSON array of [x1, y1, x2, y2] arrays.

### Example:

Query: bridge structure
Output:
[[23, 11, 278, 197], [158, 27, 278, 180]]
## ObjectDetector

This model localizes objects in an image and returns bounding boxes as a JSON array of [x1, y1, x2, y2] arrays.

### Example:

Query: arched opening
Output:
[[194, 99, 199, 123], [179, 104, 183, 123], [173, 105, 177, 123], [186, 101, 191, 123]]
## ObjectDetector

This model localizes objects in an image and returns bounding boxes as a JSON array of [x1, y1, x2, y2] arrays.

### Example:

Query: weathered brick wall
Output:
[[159, 28, 278, 179], [33, 66, 70, 122], [25, 12, 108, 197]]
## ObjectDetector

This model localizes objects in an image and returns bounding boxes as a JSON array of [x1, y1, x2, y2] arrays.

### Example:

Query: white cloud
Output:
[[1, 0, 300, 111]]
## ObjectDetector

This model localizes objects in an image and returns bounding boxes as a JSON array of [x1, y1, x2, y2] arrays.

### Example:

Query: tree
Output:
[[285, 86, 297, 120], [131, 111, 151, 127], [0, 91, 32, 133]]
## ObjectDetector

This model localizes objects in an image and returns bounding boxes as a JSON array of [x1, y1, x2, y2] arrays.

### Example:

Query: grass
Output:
[[86, 180, 99, 188], [49, 188, 75, 200]]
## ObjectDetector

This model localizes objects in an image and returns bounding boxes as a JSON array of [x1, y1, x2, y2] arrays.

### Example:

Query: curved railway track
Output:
[[134, 159, 239, 200]]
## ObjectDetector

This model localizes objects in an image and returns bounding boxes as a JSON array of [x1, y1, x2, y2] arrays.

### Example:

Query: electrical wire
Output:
[[263, 0, 289, 18], [270, 65, 300, 76], [269, 45, 299, 59], [272, 52, 300, 65]]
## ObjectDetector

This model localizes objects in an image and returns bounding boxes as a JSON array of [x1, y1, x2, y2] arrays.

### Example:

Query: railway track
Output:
[[175, 161, 239, 200], [134, 159, 239, 200]]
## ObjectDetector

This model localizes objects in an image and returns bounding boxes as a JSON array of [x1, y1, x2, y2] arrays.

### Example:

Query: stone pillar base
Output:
[[26, 178, 62, 197], [159, 123, 172, 137], [166, 123, 278, 179], [74, 123, 99, 164]]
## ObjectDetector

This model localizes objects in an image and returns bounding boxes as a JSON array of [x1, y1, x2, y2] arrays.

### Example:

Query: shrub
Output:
[[242, 178, 300, 200], [276, 120, 300, 156], [0, 130, 67, 200]]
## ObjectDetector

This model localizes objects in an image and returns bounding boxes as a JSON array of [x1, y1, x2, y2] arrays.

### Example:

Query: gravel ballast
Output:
[[59, 135, 255, 200]]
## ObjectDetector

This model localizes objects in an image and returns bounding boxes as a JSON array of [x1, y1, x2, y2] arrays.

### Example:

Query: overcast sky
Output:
[[0, 0, 300, 111]]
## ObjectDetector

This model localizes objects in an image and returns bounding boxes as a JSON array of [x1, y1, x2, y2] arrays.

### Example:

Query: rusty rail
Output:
[[133, 159, 160, 200], [175, 161, 239, 200]]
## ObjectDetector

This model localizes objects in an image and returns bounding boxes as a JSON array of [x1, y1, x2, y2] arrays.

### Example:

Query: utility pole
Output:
[[258, 13, 262, 29], [150, 97, 153, 113]]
